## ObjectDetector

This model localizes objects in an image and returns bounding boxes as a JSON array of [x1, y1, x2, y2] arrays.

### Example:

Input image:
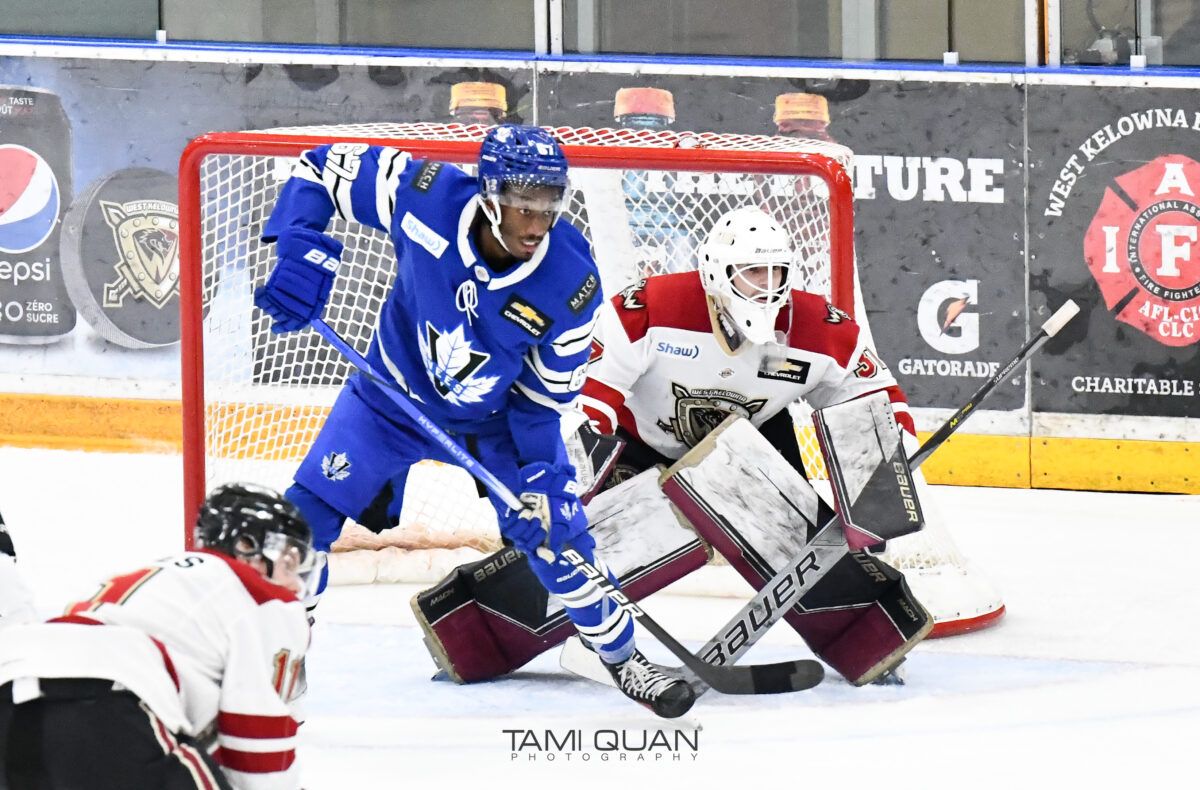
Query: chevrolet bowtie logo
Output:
[[511, 302, 543, 323]]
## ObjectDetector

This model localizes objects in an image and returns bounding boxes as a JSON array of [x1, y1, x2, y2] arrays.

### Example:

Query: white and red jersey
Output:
[[0, 550, 309, 790], [579, 271, 914, 459]]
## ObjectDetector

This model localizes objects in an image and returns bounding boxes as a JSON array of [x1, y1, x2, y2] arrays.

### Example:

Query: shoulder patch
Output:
[[501, 295, 553, 339], [617, 279, 647, 310], [412, 160, 443, 193], [567, 272, 600, 315]]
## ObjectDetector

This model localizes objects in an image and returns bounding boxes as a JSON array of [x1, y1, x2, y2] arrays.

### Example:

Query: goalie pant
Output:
[[0, 551, 309, 790], [414, 412, 928, 685]]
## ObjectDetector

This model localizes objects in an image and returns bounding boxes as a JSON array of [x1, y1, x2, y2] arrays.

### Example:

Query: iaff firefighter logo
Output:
[[100, 199, 179, 309], [657, 382, 766, 448], [1084, 155, 1200, 347]]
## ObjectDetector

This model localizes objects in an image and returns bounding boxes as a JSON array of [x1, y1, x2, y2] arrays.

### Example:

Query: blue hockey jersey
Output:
[[262, 143, 603, 469]]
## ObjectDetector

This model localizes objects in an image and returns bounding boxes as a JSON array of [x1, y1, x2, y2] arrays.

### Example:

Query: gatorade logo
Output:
[[0, 145, 60, 254]]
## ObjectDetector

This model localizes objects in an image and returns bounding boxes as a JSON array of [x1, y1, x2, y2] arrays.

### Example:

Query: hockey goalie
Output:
[[414, 206, 932, 687]]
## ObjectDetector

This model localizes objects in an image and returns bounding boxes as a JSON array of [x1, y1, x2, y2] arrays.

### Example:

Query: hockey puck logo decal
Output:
[[101, 199, 179, 309], [0, 144, 60, 254], [1084, 155, 1200, 346], [61, 168, 183, 348]]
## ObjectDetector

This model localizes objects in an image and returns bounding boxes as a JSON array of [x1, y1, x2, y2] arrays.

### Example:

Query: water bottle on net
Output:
[[613, 87, 694, 277], [449, 81, 507, 126], [766, 92, 838, 294]]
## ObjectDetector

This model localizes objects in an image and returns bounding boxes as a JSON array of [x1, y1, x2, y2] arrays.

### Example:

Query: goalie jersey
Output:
[[263, 145, 602, 468], [0, 551, 309, 790], [579, 271, 914, 459]]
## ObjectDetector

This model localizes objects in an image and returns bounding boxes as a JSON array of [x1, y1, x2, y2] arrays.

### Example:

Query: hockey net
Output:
[[180, 122, 1002, 637]]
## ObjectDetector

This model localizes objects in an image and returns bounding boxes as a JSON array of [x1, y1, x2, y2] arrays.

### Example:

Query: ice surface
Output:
[[1, 446, 1197, 788]]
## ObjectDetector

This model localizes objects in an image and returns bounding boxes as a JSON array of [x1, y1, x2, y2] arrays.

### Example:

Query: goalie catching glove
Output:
[[499, 462, 590, 559], [254, 228, 344, 333]]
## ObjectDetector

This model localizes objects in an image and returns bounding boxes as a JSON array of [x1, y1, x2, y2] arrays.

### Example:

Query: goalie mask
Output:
[[699, 206, 796, 353], [194, 483, 321, 597], [477, 124, 569, 255]]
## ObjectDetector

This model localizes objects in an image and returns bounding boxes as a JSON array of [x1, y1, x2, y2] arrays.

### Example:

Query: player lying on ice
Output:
[[0, 485, 316, 790], [252, 124, 696, 718], [414, 206, 933, 691]]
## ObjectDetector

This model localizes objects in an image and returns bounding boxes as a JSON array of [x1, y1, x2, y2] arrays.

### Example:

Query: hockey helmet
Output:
[[478, 125, 569, 252], [698, 206, 796, 351], [194, 483, 319, 595]]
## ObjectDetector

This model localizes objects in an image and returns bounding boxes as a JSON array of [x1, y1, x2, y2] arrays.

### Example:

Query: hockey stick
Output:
[[669, 299, 1081, 691], [310, 318, 823, 695]]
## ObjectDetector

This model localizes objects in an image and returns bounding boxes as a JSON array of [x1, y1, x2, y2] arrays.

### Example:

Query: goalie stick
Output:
[[565, 300, 1081, 693], [310, 319, 824, 696]]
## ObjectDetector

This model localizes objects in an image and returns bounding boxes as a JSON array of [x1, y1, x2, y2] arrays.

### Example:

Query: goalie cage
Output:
[[179, 122, 1003, 638]]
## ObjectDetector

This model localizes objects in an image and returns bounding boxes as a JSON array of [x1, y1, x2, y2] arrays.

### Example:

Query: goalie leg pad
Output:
[[412, 469, 710, 683], [663, 415, 932, 685]]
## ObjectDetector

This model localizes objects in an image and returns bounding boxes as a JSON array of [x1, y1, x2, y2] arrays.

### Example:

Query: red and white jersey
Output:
[[579, 271, 914, 459], [0, 550, 309, 790]]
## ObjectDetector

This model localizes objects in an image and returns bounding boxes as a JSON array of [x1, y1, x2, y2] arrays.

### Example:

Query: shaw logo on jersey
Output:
[[418, 322, 500, 405], [0, 144, 60, 254], [656, 341, 700, 359]]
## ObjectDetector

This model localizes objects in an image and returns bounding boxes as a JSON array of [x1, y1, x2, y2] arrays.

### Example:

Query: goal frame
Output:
[[177, 128, 856, 544]]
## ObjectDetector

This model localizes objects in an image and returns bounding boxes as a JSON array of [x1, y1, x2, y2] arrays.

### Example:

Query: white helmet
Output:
[[698, 206, 796, 352]]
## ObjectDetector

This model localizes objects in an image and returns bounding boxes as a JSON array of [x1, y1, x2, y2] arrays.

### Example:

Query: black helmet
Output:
[[194, 484, 317, 589]]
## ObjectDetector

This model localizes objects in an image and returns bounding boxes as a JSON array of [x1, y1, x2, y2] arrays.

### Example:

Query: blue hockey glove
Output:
[[497, 505, 547, 557], [513, 462, 589, 559], [254, 229, 344, 333]]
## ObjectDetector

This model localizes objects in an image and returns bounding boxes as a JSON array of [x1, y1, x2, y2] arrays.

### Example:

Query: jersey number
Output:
[[272, 649, 305, 701], [66, 567, 162, 615], [325, 142, 368, 181]]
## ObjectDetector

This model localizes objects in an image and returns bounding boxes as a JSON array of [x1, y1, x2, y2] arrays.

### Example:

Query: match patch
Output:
[[567, 272, 600, 314]]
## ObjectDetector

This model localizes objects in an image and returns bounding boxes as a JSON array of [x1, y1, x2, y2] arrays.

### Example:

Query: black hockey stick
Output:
[[678, 299, 1081, 690], [311, 319, 823, 695]]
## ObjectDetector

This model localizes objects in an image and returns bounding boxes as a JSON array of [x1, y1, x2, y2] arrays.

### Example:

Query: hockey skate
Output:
[[604, 650, 696, 719]]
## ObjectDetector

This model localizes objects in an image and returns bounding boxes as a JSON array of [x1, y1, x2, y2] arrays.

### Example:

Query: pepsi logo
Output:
[[0, 144, 60, 254]]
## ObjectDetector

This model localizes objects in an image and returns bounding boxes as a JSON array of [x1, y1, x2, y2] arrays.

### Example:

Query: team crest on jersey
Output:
[[501, 295, 552, 338], [417, 322, 500, 405], [321, 452, 351, 481], [657, 382, 767, 448], [824, 303, 851, 324], [618, 279, 647, 310]]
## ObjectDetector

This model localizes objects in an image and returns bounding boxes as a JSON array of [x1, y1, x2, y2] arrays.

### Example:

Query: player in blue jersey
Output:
[[253, 125, 694, 718]]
